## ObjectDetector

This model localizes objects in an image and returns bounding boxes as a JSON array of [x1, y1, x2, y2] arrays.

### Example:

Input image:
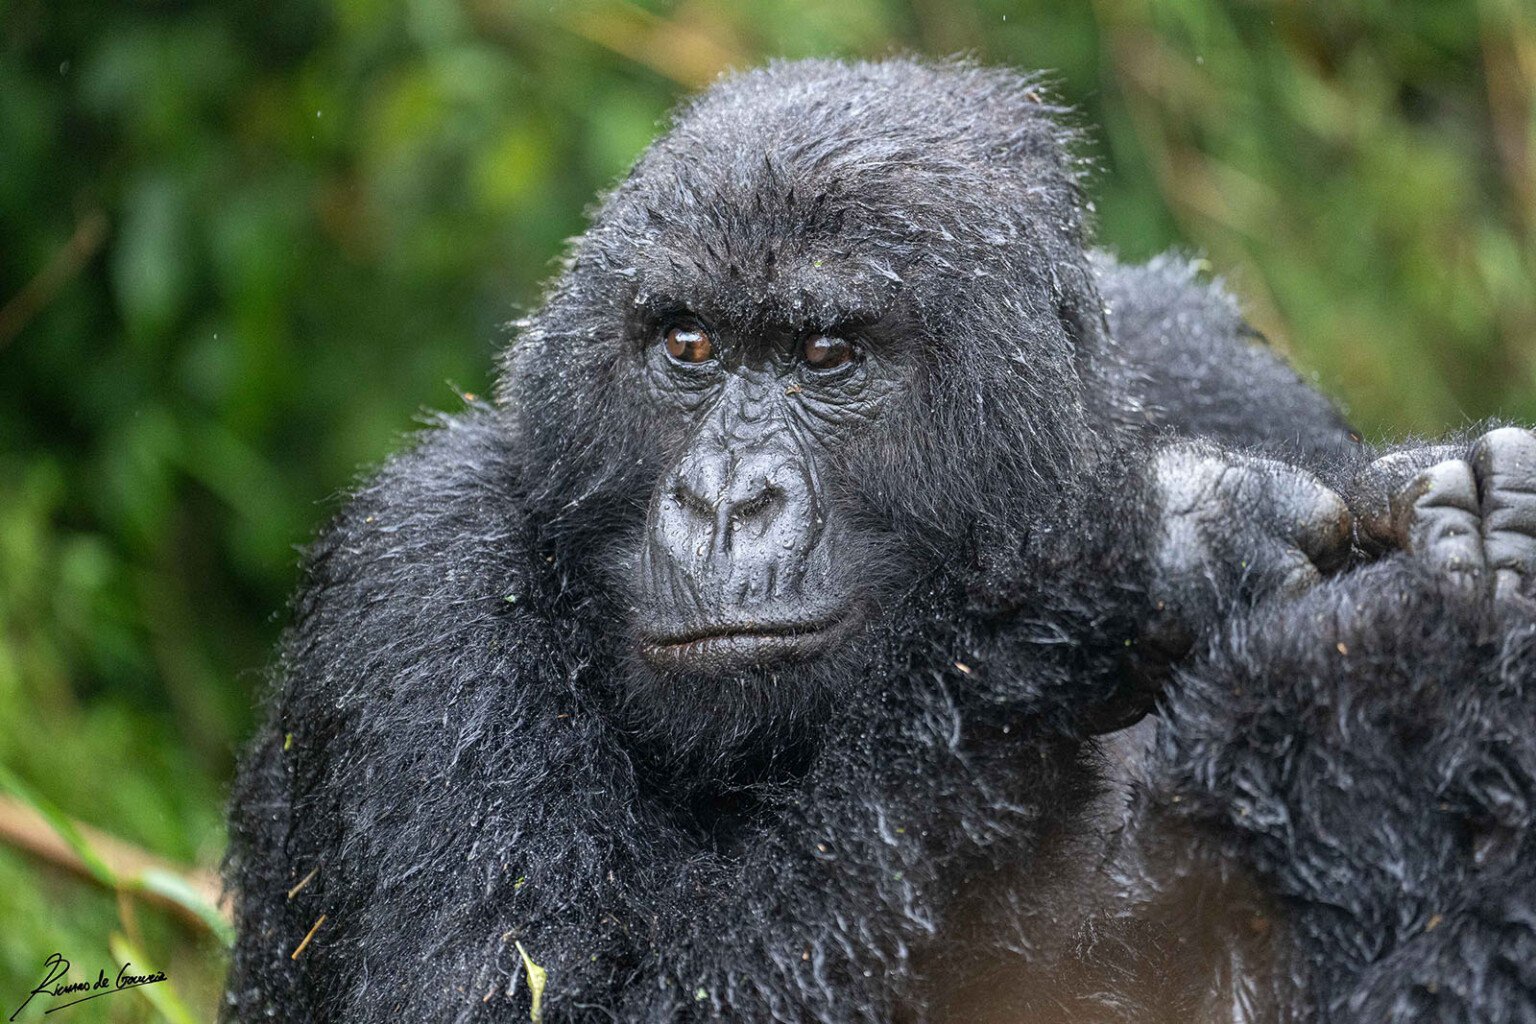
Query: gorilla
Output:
[[223, 59, 1536, 1023]]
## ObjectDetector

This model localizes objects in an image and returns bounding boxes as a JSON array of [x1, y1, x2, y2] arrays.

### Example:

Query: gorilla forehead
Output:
[[646, 59, 1080, 211], [580, 59, 1085, 322]]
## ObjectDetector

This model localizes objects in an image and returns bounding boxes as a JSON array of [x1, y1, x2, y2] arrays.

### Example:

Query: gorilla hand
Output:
[[1144, 443, 1353, 659], [1356, 426, 1536, 603]]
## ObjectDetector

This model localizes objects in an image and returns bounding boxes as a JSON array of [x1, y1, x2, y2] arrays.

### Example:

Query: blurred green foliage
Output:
[[0, 0, 1532, 1018]]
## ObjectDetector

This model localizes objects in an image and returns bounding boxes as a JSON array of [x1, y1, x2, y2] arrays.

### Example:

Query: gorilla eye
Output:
[[802, 333, 857, 371], [663, 321, 715, 364]]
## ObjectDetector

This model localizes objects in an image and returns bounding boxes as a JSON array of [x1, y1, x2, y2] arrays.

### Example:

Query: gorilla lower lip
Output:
[[641, 618, 849, 672]]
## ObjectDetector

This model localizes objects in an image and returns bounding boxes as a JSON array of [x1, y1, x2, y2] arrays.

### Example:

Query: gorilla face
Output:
[[504, 61, 1097, 763], [631, 298, 912, 677], [597, 237, 929, 765]]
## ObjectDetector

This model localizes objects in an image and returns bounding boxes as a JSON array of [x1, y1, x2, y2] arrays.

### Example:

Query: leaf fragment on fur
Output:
[[286, 864, 319, 900], [291, 914, 325, 959], [515, 940, 547, 1022]]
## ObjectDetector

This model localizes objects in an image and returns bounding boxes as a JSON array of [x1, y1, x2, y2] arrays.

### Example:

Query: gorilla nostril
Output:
[[729, 485, 781, 524], [672, 483, 715, 519]]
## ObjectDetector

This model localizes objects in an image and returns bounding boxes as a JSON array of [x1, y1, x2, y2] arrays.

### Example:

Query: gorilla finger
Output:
[[1234, 540, 1320, 604], [1242, 537, 1323, 603], [1354, 445, 1462, 553], [1257, 468, 1353, 576], [1470, 427, 1536, 602], [1390, 460, 1486, 585]]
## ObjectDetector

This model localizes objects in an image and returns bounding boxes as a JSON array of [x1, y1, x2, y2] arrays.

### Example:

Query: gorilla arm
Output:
[[222, 409, 671, 1022], [222, 417, 1154, 1024], [1122, 427, 1536, 1023]]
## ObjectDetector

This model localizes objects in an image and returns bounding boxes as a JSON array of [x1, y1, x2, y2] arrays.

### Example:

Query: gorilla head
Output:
[[500, 60, 1111, 767]]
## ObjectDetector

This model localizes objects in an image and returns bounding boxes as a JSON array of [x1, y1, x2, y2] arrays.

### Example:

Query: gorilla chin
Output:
[[614, 645, 859, 777], [622, 553, 876, 771]]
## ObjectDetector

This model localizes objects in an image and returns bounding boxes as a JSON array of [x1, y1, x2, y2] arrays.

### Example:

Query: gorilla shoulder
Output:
[[1093, 251, 1358, 465], [286, 406, 538, 682]]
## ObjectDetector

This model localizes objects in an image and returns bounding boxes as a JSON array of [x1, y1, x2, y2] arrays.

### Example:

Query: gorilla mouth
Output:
[[639, 615, 856, 674]]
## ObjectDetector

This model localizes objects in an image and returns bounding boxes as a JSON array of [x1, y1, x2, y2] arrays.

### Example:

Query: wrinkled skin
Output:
[[1355, 427, 1536, 598], [1145, 445, 1353, 660], [617, 301, 919, 766], [224, 59, 1536, 1024]]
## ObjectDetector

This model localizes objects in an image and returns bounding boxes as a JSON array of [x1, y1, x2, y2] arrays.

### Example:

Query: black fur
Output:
[[224, 58, 1535, 1023], [1121, 557, 1536, 1023]]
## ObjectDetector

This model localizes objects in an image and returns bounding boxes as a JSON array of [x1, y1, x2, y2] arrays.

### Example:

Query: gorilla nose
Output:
[[672, 474, 783, 546], [654, 443, 822, 601]]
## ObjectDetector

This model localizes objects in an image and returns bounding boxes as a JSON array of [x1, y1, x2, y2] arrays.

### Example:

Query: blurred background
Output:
[[1, 0, 1533, 1018]]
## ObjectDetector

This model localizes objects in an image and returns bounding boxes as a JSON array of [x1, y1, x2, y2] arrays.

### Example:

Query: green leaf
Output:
[[136, 867, 235, 946], [109, 933, 199, 1024], [515, 940, 548, 1023], [0, 762, 118, 888]]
